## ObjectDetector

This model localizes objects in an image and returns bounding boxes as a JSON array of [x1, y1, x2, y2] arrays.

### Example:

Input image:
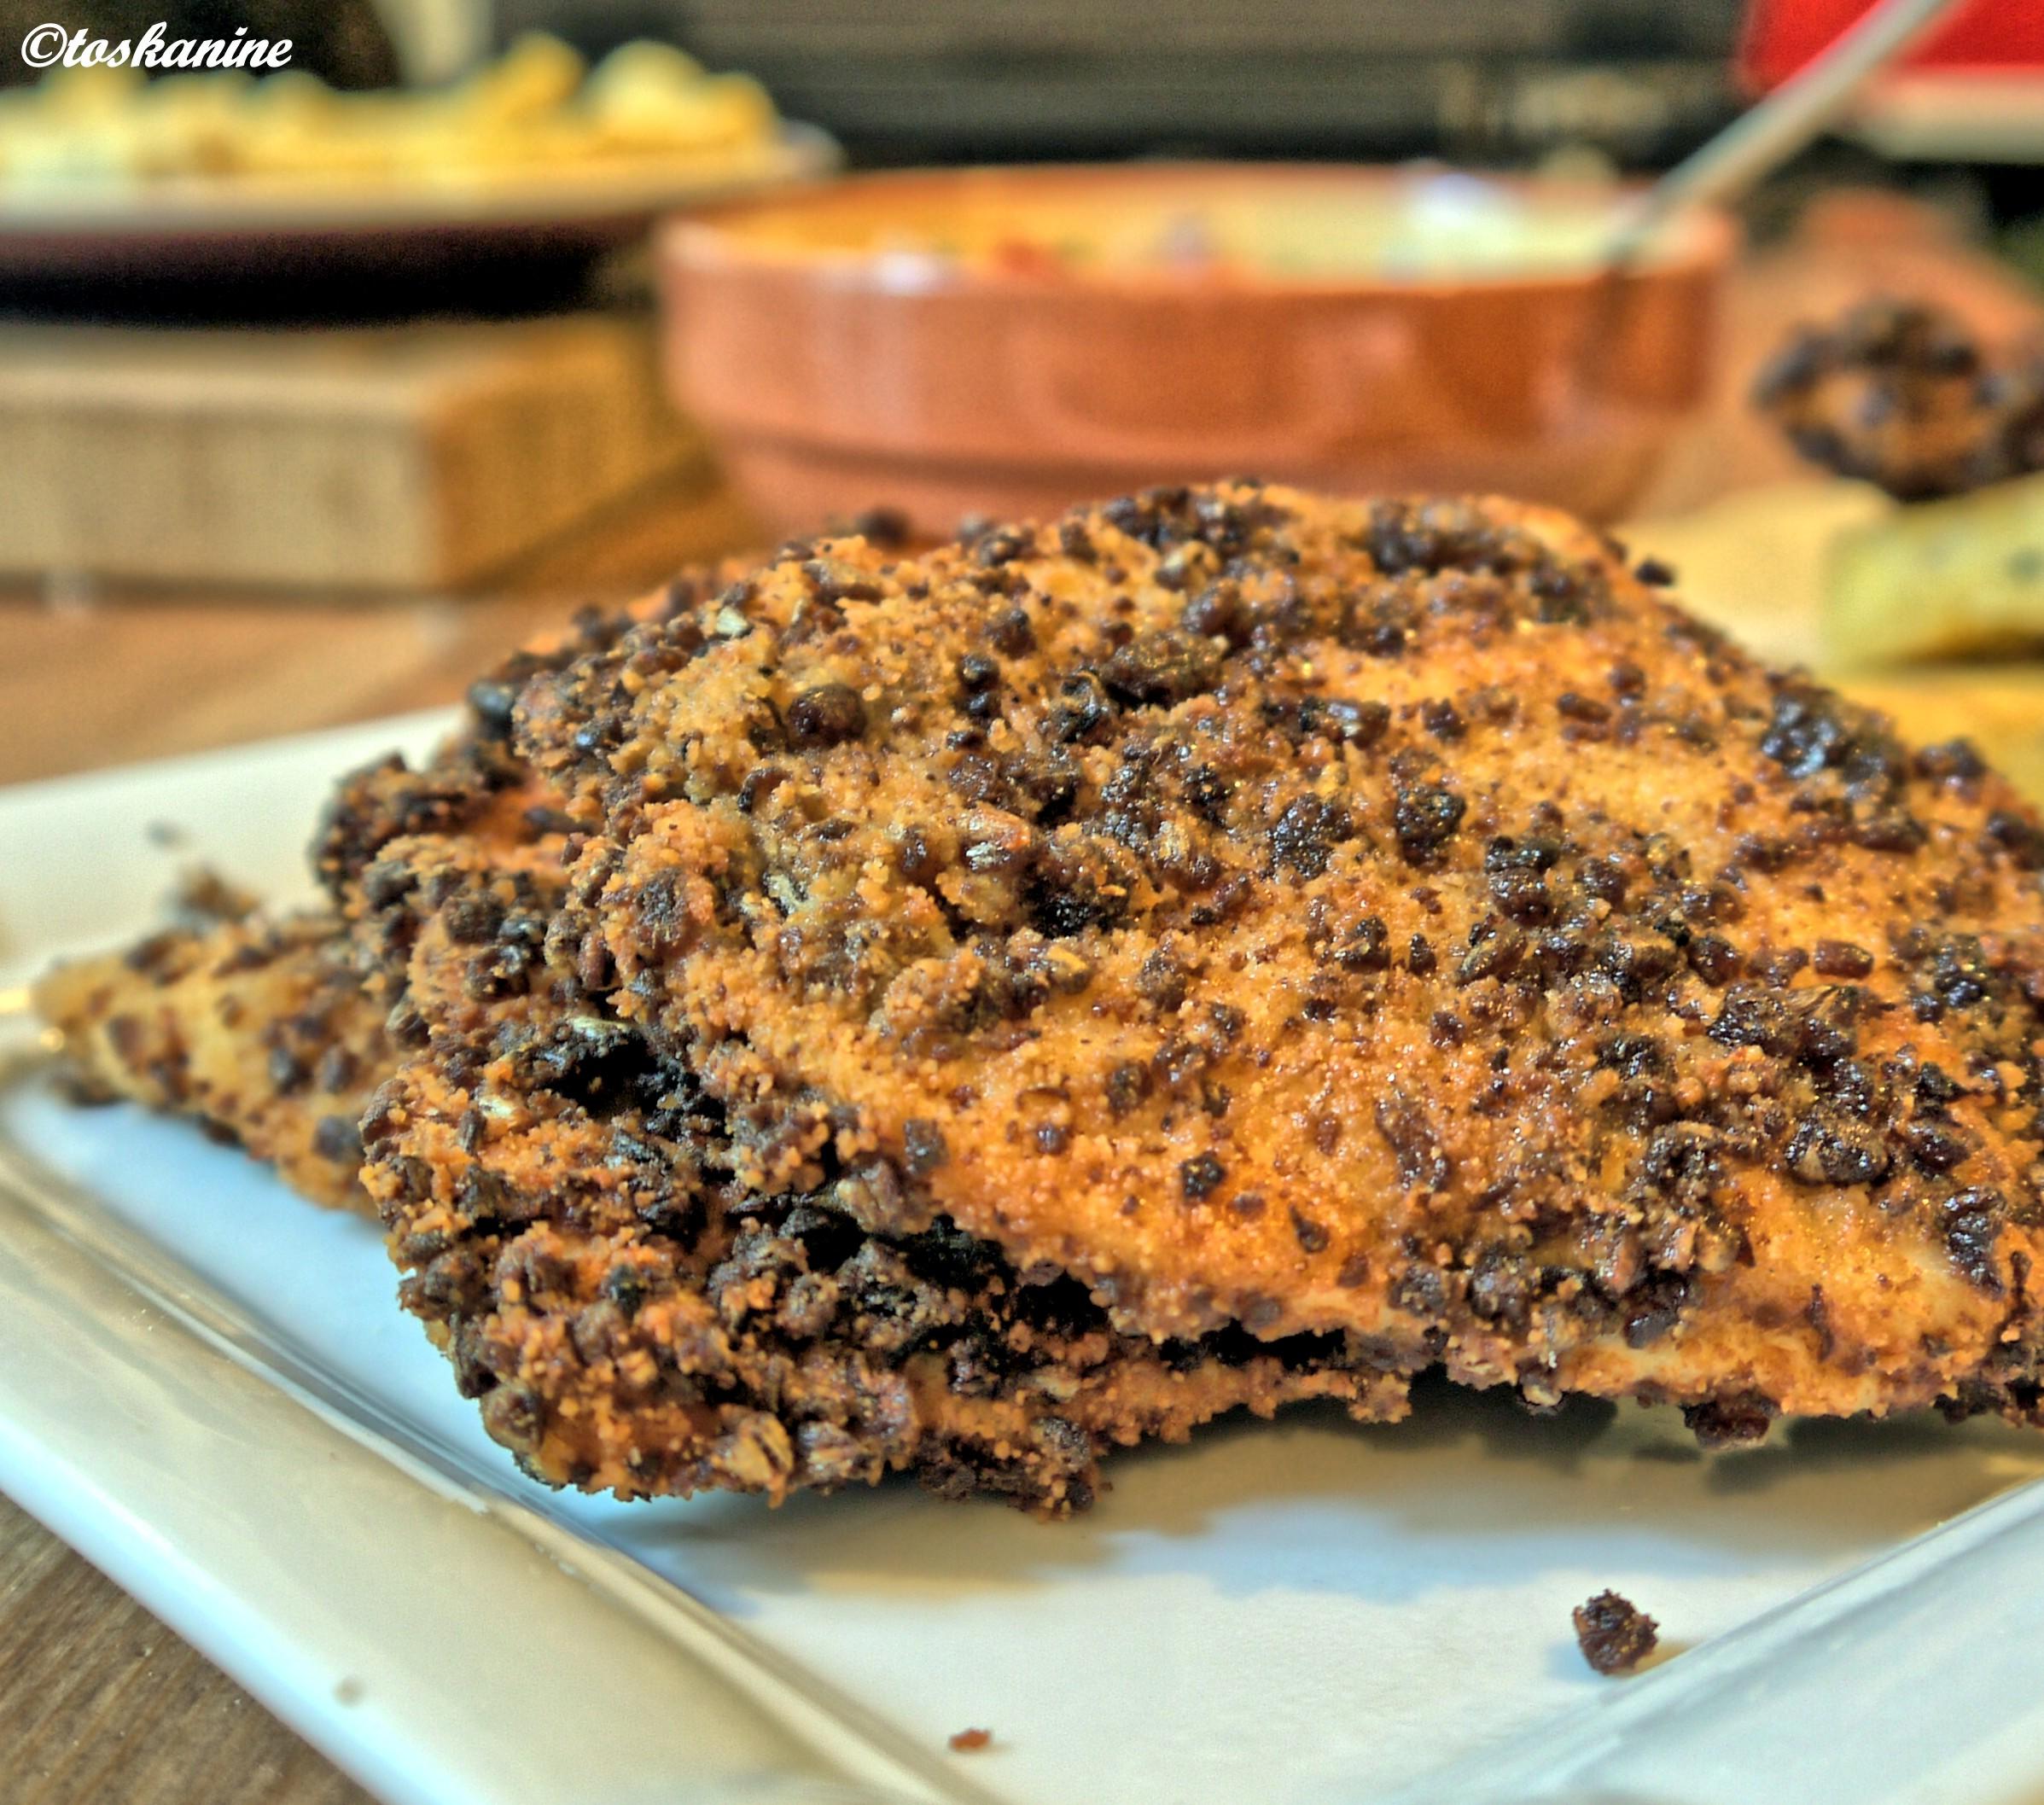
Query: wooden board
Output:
[[0, 316, 705, 591], [0, 1493, 371, 1805]]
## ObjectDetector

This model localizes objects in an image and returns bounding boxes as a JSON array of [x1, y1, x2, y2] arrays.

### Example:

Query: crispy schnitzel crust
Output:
[[41, 485, 2044, 1511], [31, 577, 732, 1211], [34, 911, 381, 1208], [352, 483, 2044, 1505]]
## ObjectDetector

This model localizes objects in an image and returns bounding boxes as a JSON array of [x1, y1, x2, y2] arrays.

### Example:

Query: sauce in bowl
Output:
[[709, 167, 1705, 290]]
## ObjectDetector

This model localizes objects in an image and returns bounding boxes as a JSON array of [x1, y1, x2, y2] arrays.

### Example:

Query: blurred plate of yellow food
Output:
[[0, 36, 837, 275]]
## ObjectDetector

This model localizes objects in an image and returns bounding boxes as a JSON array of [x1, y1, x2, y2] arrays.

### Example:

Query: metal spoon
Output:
[[1605, 0, 1966, 268]]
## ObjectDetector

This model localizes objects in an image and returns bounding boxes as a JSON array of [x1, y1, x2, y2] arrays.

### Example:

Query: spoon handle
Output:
[[1612, 0, 1965, 261]]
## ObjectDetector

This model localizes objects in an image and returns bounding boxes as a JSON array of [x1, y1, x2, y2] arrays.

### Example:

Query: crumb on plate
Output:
[[1573, 1589, 1659, 1675]]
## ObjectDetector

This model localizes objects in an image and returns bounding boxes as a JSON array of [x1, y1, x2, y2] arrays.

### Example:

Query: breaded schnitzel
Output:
[[42, 485, 2044, 1511], [37, 905, 383, 1208]]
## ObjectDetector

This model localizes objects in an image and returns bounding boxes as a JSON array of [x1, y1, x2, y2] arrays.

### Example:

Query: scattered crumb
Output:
[[334, 1677, 365, 1706], [146, 819, 191, 850], [52, 1068, 119, 1107], [948, 1727, 993, 1753], [168, 865, 259, 927], [1573, 1590, 1659, 1675]]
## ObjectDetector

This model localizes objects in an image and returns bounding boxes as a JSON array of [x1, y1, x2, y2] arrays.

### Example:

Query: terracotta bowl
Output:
[[657, 163, 1735, 535]]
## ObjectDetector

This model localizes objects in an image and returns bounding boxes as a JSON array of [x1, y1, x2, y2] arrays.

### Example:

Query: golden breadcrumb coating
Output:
[[345, 482, 2044, 1507], [42, 486, 2044, 1512], [34, 911, 381, 1208], [32, 576, 727, 1211]]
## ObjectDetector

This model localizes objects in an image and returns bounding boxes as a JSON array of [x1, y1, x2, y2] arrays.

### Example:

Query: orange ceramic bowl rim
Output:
[[655, 160, 1737, 533], [661, 161, 1738, 303]]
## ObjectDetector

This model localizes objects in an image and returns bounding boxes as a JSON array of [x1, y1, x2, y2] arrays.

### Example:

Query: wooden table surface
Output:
[[2, 194, 2039, 1805]]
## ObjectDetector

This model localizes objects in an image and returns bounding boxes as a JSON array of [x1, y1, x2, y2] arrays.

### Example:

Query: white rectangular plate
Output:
[[8, 717, 2044, 1805]]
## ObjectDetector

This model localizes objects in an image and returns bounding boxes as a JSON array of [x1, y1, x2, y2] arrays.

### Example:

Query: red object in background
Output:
[[1740, 0, 2044, 91]]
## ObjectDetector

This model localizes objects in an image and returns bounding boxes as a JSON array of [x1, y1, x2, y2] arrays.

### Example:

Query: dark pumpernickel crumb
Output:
[[169, 865, 260, 926], [1572, 1590, 1660, 1675], [1755, 298, 2044, 501]]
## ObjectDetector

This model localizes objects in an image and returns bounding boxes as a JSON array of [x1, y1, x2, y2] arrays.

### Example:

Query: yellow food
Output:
[[0, 34, 781, 195], [1825, 471, 2044, 667]]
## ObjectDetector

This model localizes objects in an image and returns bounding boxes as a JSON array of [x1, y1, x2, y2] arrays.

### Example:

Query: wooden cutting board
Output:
[[0, 314, 706, 591]]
